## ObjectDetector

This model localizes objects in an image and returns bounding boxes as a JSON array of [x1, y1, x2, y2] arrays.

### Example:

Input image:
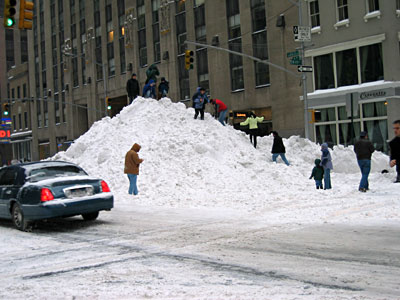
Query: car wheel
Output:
[[12, 203, 29, 231], [82, 211, 99, 221]]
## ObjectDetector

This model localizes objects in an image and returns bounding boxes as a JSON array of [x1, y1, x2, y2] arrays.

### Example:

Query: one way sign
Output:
[[297, 65, 313, 72]]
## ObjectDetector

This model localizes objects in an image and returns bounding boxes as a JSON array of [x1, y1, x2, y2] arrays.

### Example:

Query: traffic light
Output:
[[106, 98, 112, 110], [3, 0, 17, 28], [185, 50, 194, 70], [18, 0, 34, 30], [3, 103, 10, 116], [310, 110, 321, 123]]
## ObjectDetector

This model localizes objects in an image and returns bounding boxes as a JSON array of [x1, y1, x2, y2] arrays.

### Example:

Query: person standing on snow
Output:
[[124, 143, 144, 195], [354, 131, 375, 192], [158, 77, 169, 98], [145, 64, 160, 84], [240, 112, 264, 148], [271, 131, 290, 165], [210, 99, 228, 126], [192, 87, 209, 120], [126, 73, 140, 104], [142, 79, 156, 99], [389, 120, 400, 183], [320, 143, 333, 190], [309, 158, 324, 189]]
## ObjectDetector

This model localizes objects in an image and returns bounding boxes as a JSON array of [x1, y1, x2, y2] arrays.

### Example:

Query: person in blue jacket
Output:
[[320, 143, 333, 190], [142, 79, 156, 98], [192, 87, 209, 120]]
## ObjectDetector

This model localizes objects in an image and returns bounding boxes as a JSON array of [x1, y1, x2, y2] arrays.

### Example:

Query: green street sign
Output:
[[287, 50, 299, 58], [290, 57, 302, 65]]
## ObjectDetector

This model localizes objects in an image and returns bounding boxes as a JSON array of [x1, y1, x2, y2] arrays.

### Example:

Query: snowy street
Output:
[[1, 204, 399, 299]]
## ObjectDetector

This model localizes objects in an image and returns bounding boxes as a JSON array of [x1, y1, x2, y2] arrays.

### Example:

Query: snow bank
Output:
[[52, 97, 399, 224]]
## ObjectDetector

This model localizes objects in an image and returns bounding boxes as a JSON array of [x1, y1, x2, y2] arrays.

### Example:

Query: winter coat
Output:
[[214, 99, 227, 112], [124, 143, 143, 175], [320, 143, 333, 170], [389, 136, 400, 161], [146, 64, 160, 83], [192, 87, 209, 109], [354, 138, 375, 160], [142, 79, 156, 98], [158, 80, 169, 96], [310, 159, 324, 181], [126, 78, 140, 98], [271, 135, 286, 154], [240, 116, 264, 130]]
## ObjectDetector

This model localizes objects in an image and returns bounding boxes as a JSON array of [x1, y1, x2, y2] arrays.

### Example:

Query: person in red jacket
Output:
[[210, 99, 228, 126]]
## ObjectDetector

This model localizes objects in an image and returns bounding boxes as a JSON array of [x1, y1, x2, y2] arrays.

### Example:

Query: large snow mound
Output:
[[52, 97, 399, 224]]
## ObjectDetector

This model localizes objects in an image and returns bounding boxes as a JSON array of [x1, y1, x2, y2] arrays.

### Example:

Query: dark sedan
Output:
[[0, 161, 113, 231]]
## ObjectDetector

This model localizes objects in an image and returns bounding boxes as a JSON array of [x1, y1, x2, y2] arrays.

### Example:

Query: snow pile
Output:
[[52, 97, 399, 224]]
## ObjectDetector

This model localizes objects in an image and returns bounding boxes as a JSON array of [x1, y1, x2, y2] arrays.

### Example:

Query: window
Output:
[[0, 169, 17, 186], [251, 0, 269, 87], [138, 0, 147, 67], [336, 48, 357, 87], [227, 0, 244, 91], [196, 49, 209, 91], [24, 112, 28, 128], [397, 0, 400, 10], [20, 31, 28, 63], [106, 4, 115, 76], [23, 84, 27, 98], [367, 0, 379, 13], [18, 114, 22, 130], [314, 54, 334, 90], [118, 0, 126, 73], [337, 0, 348, 21], [194, 1, 209, 90], [178, 56, 190, 100], [176, 13, 187, 54], [176, 2, 189, 100], [17, 86, 21, 99], [152, 0, 161, 63], [309, 0, 320, 28], [94, 0, 103, 80], [360, 43, 383, 83]]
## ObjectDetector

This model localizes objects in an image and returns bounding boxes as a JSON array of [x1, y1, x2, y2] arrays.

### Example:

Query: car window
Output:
[[27, 166, 87, 182], [0, 169, 18, 186]]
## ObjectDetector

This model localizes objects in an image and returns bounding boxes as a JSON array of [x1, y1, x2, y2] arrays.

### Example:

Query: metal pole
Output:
[[298, 0, 310, 139], [184, 40, 301, 78]]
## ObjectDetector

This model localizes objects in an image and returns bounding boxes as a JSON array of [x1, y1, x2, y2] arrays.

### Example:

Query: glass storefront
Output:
[[314, 100, 388, 152]]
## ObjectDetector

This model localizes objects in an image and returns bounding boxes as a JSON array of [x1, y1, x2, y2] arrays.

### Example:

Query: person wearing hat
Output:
[[354, 131, 375, 192], [158, 77, 169, 98], [126, 73, 140, 104], [320, 143, 333, 189], [192, 87, 209, 120]]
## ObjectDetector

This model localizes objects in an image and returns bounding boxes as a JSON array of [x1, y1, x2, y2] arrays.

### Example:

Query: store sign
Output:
[[0, 128, 11, 143], [359, 90, 386, 100]]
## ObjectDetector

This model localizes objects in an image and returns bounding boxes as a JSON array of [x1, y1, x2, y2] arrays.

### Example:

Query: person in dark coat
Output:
[[354, 131, 375, 192], [271, 131, 290, 165], [389, 120, 400, 183], [126, 73, 140, 104], [158, 77, 169, 98], [145, 64, 160, 84], [192, 87, 209, 120], [124, 143, 144, 195], [320, 143, 333, 190], [142, 79, 156, 98], [309, 158, 324, 189]]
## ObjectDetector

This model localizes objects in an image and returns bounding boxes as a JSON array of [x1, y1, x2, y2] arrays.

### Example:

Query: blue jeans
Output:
[[358, 159, 371, 190], [272, 153, 290, 166], [218, 109, 227, 126], [315, 180, 323, 189], [127, 174, 138, 195], [324, 168, 332, 189]]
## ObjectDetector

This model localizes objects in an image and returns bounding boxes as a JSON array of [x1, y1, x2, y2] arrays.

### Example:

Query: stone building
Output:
[[23, 0, 305, 161], [303, 0, 400, 153]]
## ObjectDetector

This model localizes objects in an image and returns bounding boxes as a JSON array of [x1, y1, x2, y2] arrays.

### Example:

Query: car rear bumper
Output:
[[22, 193, 114, 221]]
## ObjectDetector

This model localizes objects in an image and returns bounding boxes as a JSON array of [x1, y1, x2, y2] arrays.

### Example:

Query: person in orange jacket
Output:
[[124, 143, 144, 195]]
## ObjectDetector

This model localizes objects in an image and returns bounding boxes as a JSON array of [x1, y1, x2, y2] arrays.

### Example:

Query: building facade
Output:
[[303, 0, 400, 153], [23, 0, 306, 161]]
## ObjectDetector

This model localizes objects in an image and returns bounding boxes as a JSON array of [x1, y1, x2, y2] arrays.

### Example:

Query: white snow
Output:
[[50, 96, 399, 225]]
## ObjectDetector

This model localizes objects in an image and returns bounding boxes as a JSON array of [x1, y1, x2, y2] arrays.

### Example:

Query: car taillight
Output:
[[101, 180, 111, 193], [41, 188, 54, 202]]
